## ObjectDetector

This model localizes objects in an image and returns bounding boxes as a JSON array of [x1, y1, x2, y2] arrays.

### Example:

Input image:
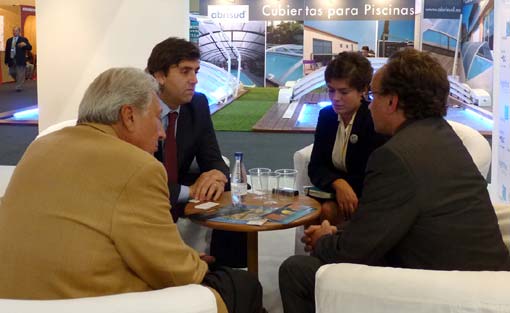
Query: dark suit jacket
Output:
[[315, 117, 510, 271], [4, 36, 32, 67], [156, 93, 229, 210], [308, 100, 387, 196]]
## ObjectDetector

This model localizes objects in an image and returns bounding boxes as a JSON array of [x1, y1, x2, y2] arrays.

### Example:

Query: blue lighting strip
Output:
[[13, 108, 39, 120]]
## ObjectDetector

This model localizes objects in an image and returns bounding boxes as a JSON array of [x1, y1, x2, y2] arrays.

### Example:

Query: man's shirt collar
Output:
[[159, 97, 180, 119]]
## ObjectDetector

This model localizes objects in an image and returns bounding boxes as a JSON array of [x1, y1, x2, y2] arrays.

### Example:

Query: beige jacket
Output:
[[0, 123, 226, 312]]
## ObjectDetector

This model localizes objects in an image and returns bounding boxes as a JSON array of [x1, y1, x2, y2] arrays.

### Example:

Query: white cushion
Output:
[[315, 263, 510, 313], [0, 165, 16, 198], [0, 285, 217, 313], [447, 120, 491, 178], [293, 143, 313, 193], [293, 144, 314, 255], [494, 203, 510, 251]]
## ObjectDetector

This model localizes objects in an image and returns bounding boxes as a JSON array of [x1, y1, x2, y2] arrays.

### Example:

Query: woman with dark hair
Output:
[[308, 52, 386, 224]]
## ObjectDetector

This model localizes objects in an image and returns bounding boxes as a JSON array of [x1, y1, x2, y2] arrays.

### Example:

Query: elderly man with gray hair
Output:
[[0, 67, 263, 313]]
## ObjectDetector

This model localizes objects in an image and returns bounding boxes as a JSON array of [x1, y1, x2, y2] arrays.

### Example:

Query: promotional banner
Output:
[[201, 0, 416, 21], [493, 0, 510, 202], [266, 21, 304, 86], [424, 0, 462, 19]]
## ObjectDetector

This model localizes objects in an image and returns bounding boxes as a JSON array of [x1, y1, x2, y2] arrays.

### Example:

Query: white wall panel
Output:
[[36, 0, 188, 130]]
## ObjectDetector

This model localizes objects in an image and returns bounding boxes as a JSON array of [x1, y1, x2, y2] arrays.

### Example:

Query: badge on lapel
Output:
[[349, 134, 358, 144]]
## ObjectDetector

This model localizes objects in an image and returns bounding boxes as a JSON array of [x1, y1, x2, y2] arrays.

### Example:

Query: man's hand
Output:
[[302, 220, 337, 252], [189, 170, 227, 201], [331, 179, 358, 220], [17, 42, 26, 48], [199, 252, 216, 264]]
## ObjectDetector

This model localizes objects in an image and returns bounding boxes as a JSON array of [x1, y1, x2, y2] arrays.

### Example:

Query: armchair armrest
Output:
[[0, 284, 217, 313], [315, 263, 510, 313]]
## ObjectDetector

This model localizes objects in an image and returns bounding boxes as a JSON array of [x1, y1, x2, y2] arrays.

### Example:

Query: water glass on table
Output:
[[263, 171, 280, 207], [274, 169, 298, 201], [248, 168, 271, 200]]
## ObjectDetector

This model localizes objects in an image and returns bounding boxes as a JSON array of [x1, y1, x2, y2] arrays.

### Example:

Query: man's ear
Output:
[[119, 104, 136, 131], [153, 71, 166, 85], [387, 94, 399, 113]]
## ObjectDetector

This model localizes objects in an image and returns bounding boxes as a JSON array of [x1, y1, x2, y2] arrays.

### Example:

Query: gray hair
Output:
[[77, 67, 159, 124]]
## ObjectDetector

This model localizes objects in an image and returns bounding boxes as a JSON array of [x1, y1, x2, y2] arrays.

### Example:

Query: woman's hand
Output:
[[331, 179, 358, 219]]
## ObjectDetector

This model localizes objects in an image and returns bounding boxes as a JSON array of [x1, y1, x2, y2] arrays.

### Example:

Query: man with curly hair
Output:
[[279, 48, 510, 313]]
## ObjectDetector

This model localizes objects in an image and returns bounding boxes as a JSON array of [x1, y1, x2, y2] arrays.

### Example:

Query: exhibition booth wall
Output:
[[36, 0, 189, 131]]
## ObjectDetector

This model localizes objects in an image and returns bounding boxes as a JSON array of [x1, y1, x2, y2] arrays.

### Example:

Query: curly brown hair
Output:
[[379, 48, 449, 119], [324, 51, 373, 92]]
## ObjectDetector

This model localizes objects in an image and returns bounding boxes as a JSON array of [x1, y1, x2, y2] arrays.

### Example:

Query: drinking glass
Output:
[[248, 168, 271, 200], [274, 169, 298, 190], [274, 169, 298, 201], [263, 171, 280, 208]]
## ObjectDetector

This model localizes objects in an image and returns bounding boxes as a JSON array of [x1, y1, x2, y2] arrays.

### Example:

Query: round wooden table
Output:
[[185, 192, 321, 275]]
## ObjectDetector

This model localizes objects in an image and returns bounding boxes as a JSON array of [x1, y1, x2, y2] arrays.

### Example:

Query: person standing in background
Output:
[[4, 26, 32, 91], [360, 46, 370, 57]]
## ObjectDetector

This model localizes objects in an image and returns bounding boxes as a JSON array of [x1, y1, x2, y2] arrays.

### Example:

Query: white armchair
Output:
[[315, 262, 510, 313], [315, 203, 510, 313], [0, 285, 217, 313]]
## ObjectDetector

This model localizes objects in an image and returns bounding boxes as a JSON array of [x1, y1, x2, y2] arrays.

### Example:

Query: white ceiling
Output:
[[0, 0, 35, 6]]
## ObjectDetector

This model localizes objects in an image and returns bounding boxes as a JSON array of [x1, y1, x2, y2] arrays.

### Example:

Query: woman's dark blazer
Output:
[[308, 100, 387, 196]]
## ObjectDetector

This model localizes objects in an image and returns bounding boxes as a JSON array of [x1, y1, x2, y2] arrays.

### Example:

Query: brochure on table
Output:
[[193, 204, 316, 225]]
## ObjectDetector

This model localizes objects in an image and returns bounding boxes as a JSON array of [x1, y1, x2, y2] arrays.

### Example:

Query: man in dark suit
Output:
[[4, 26, 32, 91], [279, 48, 510, 313], [147, 37, 246, 267]]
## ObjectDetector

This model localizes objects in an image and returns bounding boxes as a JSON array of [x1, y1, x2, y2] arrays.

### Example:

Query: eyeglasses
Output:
[[367, 90, 382, 101]]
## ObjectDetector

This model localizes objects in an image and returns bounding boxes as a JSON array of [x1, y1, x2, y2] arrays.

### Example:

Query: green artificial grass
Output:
[[212, 87, 279, 131]]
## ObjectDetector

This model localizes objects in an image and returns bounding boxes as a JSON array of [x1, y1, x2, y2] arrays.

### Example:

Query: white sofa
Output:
[[315, 203, 510, 313], [0, 285, 217, 313]]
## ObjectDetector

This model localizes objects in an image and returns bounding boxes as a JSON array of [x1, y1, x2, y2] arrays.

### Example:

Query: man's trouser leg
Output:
[[210, 230, 247, 268], [15, 65, 26, 90], [279, 255, 324, 313], [8, 65, 17, 81], [203, 266, 263, 313]]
